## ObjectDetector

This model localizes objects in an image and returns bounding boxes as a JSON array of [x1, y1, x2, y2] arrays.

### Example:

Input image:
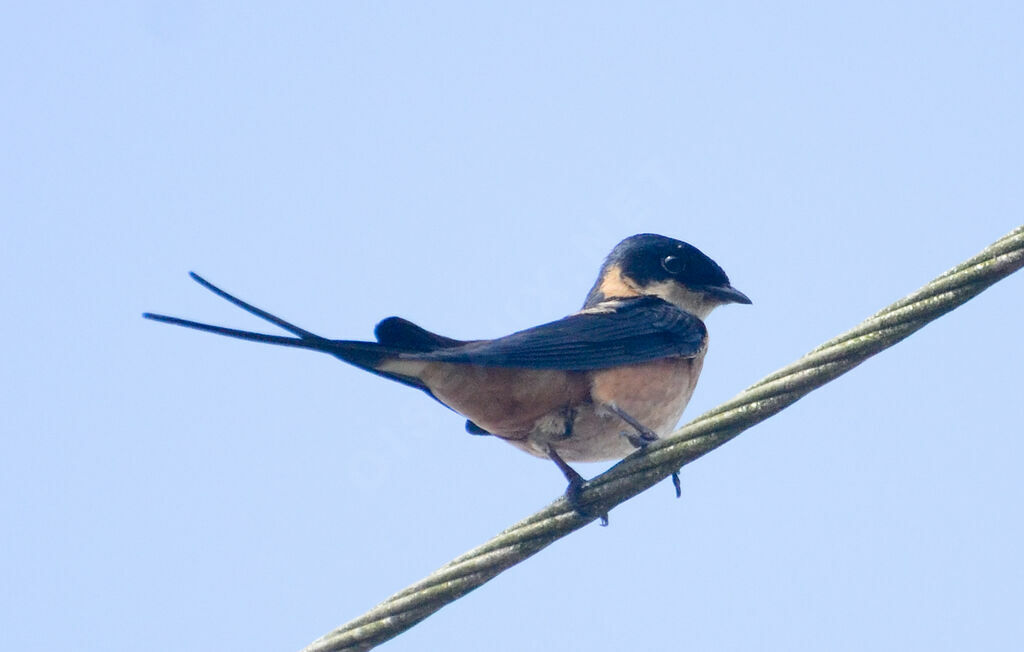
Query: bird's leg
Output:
[[547, 445, 609, 526], [607, 405, 682, 499], [610, 407, 659, 448]]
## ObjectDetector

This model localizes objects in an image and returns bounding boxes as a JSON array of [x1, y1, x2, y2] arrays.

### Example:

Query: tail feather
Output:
[[143, 273, 393, 375], [145, 273, 469, 409], [143, 312, 322, 349], [143, 311, 391, 369], [187, 272, 319, 339]]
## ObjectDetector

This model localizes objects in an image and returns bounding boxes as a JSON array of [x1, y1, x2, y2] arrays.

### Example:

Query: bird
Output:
[[144, 234, 750, 523]]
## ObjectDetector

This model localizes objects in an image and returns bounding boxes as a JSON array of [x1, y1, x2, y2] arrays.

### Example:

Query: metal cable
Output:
[[302, 225, 1024, 652]]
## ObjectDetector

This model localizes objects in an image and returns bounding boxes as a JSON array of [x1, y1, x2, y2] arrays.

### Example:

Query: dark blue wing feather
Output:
[[409, 296, 706, 370]]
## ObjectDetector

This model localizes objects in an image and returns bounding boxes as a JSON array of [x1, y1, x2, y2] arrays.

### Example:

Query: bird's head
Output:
[[584, 233, 751, 319]]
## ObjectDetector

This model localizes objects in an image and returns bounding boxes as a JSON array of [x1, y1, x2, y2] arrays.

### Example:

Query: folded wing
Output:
[[408, 296, 706, 371]]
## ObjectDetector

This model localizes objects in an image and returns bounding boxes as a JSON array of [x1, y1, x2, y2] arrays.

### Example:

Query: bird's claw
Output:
[[622, 429, 658, 449], [621, 432, 683, 498], [565, 477, 609, 526]]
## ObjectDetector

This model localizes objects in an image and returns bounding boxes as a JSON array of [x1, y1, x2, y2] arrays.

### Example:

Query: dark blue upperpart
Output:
[[584, 233, 737, 306]]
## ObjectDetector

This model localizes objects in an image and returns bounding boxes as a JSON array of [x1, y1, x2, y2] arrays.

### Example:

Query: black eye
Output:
[[661, 255, 685, 274]]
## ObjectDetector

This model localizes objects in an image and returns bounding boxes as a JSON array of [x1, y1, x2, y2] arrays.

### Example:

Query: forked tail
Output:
[[143, 272, 388, 372]]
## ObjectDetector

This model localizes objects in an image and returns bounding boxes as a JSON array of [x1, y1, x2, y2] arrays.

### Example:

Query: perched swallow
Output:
[[144, 234, 750, 522]]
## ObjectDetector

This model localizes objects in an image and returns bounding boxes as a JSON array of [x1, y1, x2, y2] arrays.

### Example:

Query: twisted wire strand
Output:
[[303, 225, 1024, 652]]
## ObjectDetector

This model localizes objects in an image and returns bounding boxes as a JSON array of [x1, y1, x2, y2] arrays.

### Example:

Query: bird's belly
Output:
[[512, 355, 706, 463], [412, 363, 590, 434], [513, 406, 638, 461], [392, 355, 705, 463]]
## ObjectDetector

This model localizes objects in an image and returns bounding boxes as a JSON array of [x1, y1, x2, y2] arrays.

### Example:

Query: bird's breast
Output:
[[589, 354, 705, 436]]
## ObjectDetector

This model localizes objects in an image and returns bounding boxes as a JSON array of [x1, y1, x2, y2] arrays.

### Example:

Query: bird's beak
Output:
[[703, 284, 752, 305]]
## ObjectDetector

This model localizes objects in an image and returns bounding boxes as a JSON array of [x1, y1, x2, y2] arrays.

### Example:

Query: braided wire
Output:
[[303, 225, 1024, 652]]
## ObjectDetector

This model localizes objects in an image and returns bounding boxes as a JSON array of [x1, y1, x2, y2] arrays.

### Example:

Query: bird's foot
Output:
[[618, 426, 683, 499], [623, 429, 658, 449], [549, 445, 609, 525], [565, 476, 609, 526]]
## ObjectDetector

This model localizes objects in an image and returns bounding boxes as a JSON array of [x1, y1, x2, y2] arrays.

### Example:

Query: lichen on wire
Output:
[[303, 225, 1024, 652]]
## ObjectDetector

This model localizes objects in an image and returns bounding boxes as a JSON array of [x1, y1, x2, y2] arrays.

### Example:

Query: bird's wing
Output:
[[410, 296, 706, 371]]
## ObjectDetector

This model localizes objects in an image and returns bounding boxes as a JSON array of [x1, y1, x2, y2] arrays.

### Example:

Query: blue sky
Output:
[[3, 3, 1023, 651]]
